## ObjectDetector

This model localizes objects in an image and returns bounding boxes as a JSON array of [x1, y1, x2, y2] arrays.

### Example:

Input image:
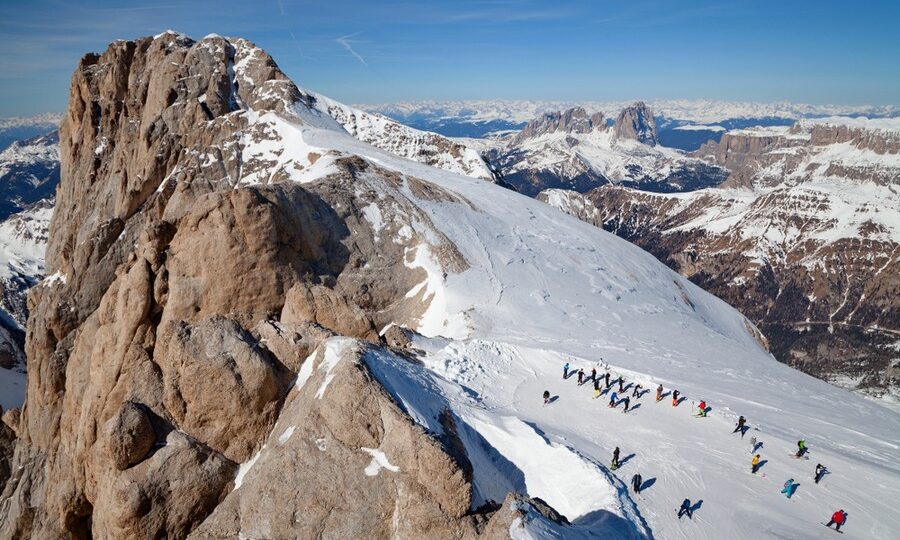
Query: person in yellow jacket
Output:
[[751, 454, 762, 474]]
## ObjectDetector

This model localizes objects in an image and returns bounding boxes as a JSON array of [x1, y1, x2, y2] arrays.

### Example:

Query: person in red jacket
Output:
[[826, 509, 847, 532], [698, 400, 707, 417]]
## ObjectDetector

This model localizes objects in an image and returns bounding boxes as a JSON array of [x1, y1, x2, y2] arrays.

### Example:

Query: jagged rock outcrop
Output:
[[613, 102, 658, 146], [485, 103, 726, 196], [511, 107, 604, 144], [0, 32, 568, 539]]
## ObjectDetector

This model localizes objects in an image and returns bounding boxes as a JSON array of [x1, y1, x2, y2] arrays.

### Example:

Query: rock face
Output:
[[695, 122, 900, 188], [0, 33, 568, 539], [613, 101, 658, 146], [485, 103, 726, 196], [511, 107, 604, 143], [540, 134, 900, 400]]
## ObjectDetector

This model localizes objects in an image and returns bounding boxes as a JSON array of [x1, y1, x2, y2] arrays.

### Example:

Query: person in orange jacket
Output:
[[751, 454, 762, 474]]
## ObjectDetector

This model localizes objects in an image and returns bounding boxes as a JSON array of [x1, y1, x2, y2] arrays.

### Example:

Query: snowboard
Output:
[[692, 414, 709, 418], [789, 453, 810, 460], [823, 524, 843, 533]]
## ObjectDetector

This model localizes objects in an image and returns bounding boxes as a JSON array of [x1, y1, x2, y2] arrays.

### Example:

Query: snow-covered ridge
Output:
[[307, 93, 494, 180], [0, 132, 59, 168]]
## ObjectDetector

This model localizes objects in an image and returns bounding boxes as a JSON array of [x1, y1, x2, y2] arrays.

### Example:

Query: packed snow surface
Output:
[[266, 97, 900, 539]]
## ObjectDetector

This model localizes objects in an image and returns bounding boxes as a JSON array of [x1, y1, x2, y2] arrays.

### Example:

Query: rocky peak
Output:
[[613, 101, 658, 146], [512, 106, 604, 143]]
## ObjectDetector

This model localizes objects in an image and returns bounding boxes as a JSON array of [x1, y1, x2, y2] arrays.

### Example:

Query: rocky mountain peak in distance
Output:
[[613, 101, 658, 146], [512, 106, 605, 143]]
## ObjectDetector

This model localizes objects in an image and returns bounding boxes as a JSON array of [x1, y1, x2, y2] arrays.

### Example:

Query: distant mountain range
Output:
[[361, 99, 899, 149], [0, 113, 61, 152]]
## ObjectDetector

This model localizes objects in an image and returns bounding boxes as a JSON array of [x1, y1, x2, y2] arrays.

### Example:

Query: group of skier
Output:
[[551, 360, 850, 533]]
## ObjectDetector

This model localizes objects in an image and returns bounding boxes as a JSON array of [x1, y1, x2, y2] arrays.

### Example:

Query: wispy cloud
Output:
[[336, 33, 367, 66]]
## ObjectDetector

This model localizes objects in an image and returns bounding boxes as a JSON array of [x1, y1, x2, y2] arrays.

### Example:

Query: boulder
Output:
[[103, 401, 156, 471]]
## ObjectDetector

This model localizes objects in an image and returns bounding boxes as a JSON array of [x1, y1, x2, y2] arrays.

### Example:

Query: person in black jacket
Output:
[[631, 473, 643, 494]]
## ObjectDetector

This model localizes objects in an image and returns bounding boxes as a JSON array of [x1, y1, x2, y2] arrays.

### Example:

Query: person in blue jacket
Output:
[[608, 391, 618, 408], [563, 362, 570, 379], [781, 478, 795, 499]]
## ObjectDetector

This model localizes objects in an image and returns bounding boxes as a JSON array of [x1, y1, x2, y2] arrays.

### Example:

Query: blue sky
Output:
[[1, 0, 898, 117]]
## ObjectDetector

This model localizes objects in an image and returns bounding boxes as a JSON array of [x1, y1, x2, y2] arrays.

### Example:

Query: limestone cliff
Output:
[[0, 33, 556, 539]]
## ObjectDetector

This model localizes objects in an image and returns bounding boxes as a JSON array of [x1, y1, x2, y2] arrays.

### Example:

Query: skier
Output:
[[632, 384, 642, 398], [781, 478, 795, 499], [543, 390, 551, 405], [611, 447, 620, 470], [563, 362, 570, 379], [815, 464, 827, 484], [593, 377, 600, 391], [677, 498, 692, 519], [697, 399, 707, 417], [825, 509, 847, 532], [622, 396, 631, 413], [733, 415, 746, 435], [604, 371, 611, 388], [751, 454, 762, 474], [609, 391, 618, 408], [750, 436, 760, 454], [591, 367, 597, 381], [672, 390, 680, 407], [631, 473, 643, 494], [796, 439, 808, 458], [655, 384, 663, 402], [577, 369, 584, 384], [617, 376, 624, 392]]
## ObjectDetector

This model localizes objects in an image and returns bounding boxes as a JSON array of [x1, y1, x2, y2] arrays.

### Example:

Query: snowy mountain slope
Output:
[[538, 118, 900, 404], [249, 89, 900, 538], [0, 131, 59, 219], [308, 92, 495, 180]]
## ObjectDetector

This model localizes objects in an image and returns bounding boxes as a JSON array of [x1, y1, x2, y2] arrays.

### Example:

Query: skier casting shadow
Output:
[[677, 498, 702, 519]]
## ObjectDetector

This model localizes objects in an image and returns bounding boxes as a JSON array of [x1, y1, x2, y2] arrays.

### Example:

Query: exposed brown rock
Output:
[[0, 32, 545, 540], [613, 101, 658, 146], [103, 401, 155, 471]]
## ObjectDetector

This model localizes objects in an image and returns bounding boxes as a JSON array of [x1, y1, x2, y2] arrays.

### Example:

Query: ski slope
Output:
[[257, 97, 900, 539]]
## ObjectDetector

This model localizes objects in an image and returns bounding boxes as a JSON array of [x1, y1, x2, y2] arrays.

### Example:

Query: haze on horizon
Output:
[[1, 0, 898, 117]]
